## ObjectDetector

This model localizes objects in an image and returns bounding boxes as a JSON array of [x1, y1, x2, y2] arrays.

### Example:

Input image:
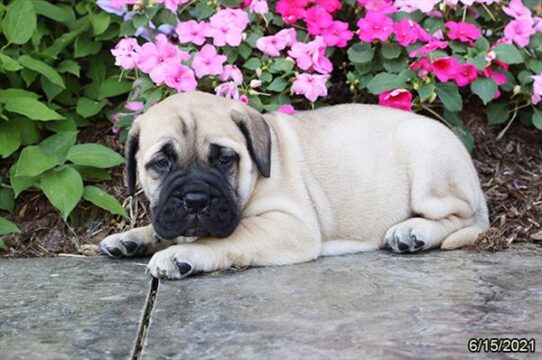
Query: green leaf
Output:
[[98, 77, 132, 99], [0, 53, 23, 71], [348, 43, 374, 64], [10, 165, 37, 198], [474, 37, 490, 53], [83, 186, 128, 218], [74, 35, 102, 58], [486, 103, 509, 125], [533, 108, 542, 130], [57, 60, 80, 77], [40, 131, 78, 160], [0, 188, 15, 213], [266, 77, 289, 92], [67, 144, 124, 168], [15, 146, 60, 177], [41, 76, 64, 102], [435, 82, 463, 112], [269, 58, 294, 74], [32, 0, 74, 23], [493, 44, 523, 64], [418, 83, 435, 103], [244, 58, 261, 70], [0, 217, 21, 236], [380, 43, 402, 59], [195, 1, 214, 20], [5, 97, 65, 121], [72, 166, 112, 182], [41, 167, 83, 220], [0, 121, 22, 158], [0, 89, 40, 101], [366, 73, 408, 95], [76, 98, 108, 118], [90, 12, 110, 35], [3, 0, 37, 45], [470, 78, 497, 105], [18, 55, 65, 89], [443, 110, 474, 152]]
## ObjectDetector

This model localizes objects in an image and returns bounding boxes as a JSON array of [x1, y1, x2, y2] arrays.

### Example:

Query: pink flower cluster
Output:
[[502, 0, 542, 47]]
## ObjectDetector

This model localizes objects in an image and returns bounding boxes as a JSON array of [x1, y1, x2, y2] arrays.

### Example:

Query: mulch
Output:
[[1, 110, 541, 257]]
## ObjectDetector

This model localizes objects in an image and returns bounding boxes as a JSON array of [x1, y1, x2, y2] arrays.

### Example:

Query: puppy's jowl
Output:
[[101, 91, 489, 279]]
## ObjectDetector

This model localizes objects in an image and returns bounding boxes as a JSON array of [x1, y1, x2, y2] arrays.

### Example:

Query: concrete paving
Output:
[[1, 244, 541, 359]]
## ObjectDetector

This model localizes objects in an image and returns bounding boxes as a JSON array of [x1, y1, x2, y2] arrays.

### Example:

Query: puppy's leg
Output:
[[147, 213, 321, 279], [100, 225, 172, 258]]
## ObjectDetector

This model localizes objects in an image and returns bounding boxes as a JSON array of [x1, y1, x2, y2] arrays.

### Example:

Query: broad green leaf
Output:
[[266, 77, 289, 92], [533, 108, 542, 130], [32, 0, 74, 23], [0, 188, 15, 213], [0, 121, 22, 158], [470, 78, 497, 105], [90, 12, 110, 35], [486, 103, 509, 125], [19, 55, 65, 88], [3, 0, 37, 45], [67, 144, 124, 168], [41, 167, 83, 220], [366, 73, 408, 95], [72, 166, 112, 182], [98, 77, 132, 99], [0, 53, 23, 71], [40, 131, 78, 160], [76, 98, 108, 118], [0, 217, 21, 236], [348, 43, 374, 64], [74, 35, 102, 58], [4, 97, 65, 121], [11, 118, 40, 145], [41, 76, 64, 102], [57, 60, 80, 77], [493, 44, 523, 64], [0, 89, 39, 101], [435, 82, 463, 112], [243, 58, 261, 70], [418, 83, 435, 103], [83, 186, 128, 218], [474, 37, 490, 52], [269, 58, 294, 74], [380, 43, 402, 59], [10, 165, 36, 198], [15, 146, 60, 177], [195, 1, 214, 19]]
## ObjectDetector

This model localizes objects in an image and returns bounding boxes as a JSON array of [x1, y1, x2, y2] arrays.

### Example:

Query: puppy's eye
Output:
[[150, 158, 170, 173], [217, 153, 236, 167]]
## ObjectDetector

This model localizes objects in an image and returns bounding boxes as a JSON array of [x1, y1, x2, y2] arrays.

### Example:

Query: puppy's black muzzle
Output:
[[151, 168, 240, 240]]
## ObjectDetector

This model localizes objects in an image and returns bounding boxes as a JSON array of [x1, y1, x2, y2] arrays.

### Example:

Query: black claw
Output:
[[383, 242, 392, 250], [121, 240, 138, 253], [176, 262, 192, 276], [414, 240, 425, 249], [134, 245, 148, 257], [397, 241, 409, 252], [105, 246, 122, 257], [153, 233, 162, 243]]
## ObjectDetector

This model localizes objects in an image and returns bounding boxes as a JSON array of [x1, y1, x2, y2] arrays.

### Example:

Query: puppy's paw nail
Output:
[[102, 245, 122, 258], [121, 240, 138, 253], [153, 233, 163, 243], [413, 239, 425, 250], [135, 245, 148, 257], [397, 241, 409, 252], [175, 261, 193, 277]]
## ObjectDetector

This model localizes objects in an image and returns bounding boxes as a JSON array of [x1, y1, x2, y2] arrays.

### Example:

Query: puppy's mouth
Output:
[[151, 170, 241, 240]]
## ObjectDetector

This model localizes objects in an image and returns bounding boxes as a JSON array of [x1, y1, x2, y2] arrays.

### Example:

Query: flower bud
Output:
[[250, 79, 262, 88], [513, 85, 521, 95]]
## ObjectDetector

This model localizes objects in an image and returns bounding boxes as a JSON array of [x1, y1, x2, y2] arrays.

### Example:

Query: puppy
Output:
[[100, 91, 489, 279]]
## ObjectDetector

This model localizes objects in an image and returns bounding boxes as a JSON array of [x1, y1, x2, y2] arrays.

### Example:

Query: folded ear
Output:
[[231, 109, 271, 178], [125, 122, 140, 194]]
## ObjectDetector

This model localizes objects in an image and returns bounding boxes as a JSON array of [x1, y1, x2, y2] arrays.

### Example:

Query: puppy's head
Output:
[[125, 92, 271, 240]]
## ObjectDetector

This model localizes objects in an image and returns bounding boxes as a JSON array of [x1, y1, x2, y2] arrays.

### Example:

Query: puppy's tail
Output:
[[320, 240, 379, 257], [441, 200, 490, 250]]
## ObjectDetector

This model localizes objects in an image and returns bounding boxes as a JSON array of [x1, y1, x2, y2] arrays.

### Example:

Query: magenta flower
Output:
[[356, 11, 393, 43], [531, 74, 542, 105], [276, 0, 310, 24], [378, 89, 412, 112], [393, 19, 430, 47], [304, 6, 333, 35], [192, 44, 227, 78], [504, 17, 535, 48], [409, 39, 448, 57], [315, 0, 341, 13], [164, 64, 197, 92], [215, 82, 240, 100], [394, 0, 440, 13], [503, 0, 532, 19], [288, 36, 333, 74], [249, 0, 269, 14], [124, 101, 144, 112], [292, 73, 329, 102], [431, 57, 461, 82], [321, 21, 353, 48], [111, 38, 141, 70], [482, 68, 507, 86], [357, 0, 396, 14], [410, 56, 431, 77], [155, 0, 189, 12], [454, 63, 478, 87], [137, 34, 189, 84], [278, 104, 296, 114], [176, 20, 207, 46], [207, 8, 249, 47], [221, 65, 243, 85], [445, 21, 481, 44], [276, 28, 298, 47]]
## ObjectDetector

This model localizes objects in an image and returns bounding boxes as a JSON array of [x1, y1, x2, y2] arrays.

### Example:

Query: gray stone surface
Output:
[[0, 257, 150, 360], [143, 244, 542, 359]]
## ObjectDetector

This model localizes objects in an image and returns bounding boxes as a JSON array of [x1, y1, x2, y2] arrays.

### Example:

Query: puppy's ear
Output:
[[231, 109, 271, 178], [125, 122, 140, 194]]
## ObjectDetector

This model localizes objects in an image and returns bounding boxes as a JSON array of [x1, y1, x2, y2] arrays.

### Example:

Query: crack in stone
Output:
[[131, 277, 159, 360]]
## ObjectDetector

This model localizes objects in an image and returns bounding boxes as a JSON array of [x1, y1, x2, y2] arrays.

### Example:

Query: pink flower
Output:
[[304, 6, 333, 35], [207, 8, 249, 47], [315, 0, 341, 13], [409, 39, 448, 57], [278, 104, 296, 114], [379, 89, 412, 111], [191, 44, 227, 78], [249, 0, 269, 14], [482, 68, 507, 85], [531, 74, 542, 105], [276, 0, 309, 24], [111, 38, 141, 70], [410, 56, 431, 77], [176, 20, 207, 46], [215, 82, 240, 100], [356, 11, 393, 43], [155, 0, 189, 11], [504, 17, 535, 48], [431, 57, 461, 82], [454, 63, 478, 87], [534, 17, 542, 33], [137, 34, 189, 84], [221, 65, 243, 85], [321, 21, 353, 47], [394, 0, 440, 13], [276, 28, 298, 47], [393, 19, 431, 47], [124, 101, 144, 112], [239, 95, 249, 104], [503, 0, 531, 19], [292, 73, 328, 102], [445, 21, 481, 44], [256, 35, 288, 57], [288, 36, 333, 74], [357, 0, 396, 14], [164, 64, 198, 92]]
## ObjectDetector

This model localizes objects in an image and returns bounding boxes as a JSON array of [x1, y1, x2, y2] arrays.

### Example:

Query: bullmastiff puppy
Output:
[[100, 91, 489, 279]]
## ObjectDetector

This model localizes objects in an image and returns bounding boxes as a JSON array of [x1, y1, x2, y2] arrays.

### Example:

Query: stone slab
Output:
[[0, 257, 150, 360], [143, 244, 542, 359]]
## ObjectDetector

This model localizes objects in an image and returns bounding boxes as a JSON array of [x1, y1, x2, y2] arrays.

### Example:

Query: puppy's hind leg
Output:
[[100, 225, 172, 258]]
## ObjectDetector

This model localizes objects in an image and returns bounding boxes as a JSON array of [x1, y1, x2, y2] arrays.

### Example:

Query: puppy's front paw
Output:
[[100, 233, 148, 258], [384, 222, 426, 253], [147, 250, 193, 280], [147, 244, 218, 280]]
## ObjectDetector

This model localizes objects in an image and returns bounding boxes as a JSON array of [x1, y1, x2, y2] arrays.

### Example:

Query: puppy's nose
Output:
[[184, 192, 209, 212]]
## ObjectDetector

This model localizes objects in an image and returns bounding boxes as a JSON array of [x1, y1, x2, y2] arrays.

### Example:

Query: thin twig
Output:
[[497, 104, 519, 140]]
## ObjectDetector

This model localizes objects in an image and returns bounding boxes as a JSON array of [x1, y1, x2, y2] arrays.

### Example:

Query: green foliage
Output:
[[0, 0, 129, 233]]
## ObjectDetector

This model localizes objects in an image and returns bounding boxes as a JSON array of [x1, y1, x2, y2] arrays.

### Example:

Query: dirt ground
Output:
[[1, 110, 541, 257]]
